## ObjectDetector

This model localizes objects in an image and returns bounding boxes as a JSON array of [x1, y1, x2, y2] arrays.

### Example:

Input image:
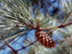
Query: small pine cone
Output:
[[35, 31, 56, 49]]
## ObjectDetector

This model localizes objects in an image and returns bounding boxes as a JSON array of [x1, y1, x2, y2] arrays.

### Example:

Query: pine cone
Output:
[[35, 31, 56, 49]]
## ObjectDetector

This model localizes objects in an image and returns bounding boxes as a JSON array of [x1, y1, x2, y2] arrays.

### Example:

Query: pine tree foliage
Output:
[[0, 0, 72, 54], [0, 0, 33, 42]]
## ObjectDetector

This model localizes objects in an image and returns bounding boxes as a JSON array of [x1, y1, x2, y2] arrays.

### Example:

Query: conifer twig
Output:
[[37, 21, 72, 30], [4, 40, 18, 54], [17, 40, 37, 51]]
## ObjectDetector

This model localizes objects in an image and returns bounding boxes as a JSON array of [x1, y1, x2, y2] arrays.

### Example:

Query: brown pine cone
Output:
[[35, 31, 56, 49]]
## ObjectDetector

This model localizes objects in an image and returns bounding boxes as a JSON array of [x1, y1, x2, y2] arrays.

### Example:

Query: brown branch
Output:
[[0, 34, 2, 38], [23, 35, 31, 43], [38, 21, 72, 30], [17, 40, 37, 51], [4, 40, 18, 54], [58, 22, 72, 28]]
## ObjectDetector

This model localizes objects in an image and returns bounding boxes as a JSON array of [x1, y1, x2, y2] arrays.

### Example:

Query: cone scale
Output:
[[35, 31, 56, 49]]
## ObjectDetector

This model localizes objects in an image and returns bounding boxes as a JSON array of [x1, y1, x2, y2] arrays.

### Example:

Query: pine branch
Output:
[[17, 40, 37, 51], [4, 40, 18, 54], [36, 21, 72, 30]]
